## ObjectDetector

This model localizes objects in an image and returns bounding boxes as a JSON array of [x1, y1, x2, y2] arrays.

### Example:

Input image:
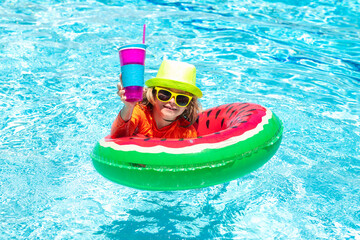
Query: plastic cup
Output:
[[119, 44, 146, 66], [118, 43, 146, 102], [120, 64, 145, 102]]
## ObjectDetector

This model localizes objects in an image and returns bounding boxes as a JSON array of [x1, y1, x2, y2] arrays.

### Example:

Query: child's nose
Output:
[[169, 97, 176, 104], [170, 97, 176, 104]]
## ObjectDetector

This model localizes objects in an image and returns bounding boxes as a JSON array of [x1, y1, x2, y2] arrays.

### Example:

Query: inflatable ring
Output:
[[91, 103, 283, 191]]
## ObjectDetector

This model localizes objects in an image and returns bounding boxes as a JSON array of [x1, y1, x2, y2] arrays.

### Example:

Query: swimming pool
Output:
[[1, 0, 359, 238]]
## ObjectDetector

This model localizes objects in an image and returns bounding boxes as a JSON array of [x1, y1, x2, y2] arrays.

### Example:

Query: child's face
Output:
[[153, 88, 189, 121]]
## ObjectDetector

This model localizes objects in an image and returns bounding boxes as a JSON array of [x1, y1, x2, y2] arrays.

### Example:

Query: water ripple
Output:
[[1, 0, 360, 239]]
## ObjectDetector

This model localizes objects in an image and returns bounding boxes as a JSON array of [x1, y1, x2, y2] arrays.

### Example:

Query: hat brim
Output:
[[145, 78, 203, 98]]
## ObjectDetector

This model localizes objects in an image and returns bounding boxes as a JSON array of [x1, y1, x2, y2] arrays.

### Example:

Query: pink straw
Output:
[[142, 24, 146, 44]]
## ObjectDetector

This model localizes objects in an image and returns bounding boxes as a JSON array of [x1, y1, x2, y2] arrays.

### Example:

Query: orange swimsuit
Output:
[[110, 104, 197, 139]]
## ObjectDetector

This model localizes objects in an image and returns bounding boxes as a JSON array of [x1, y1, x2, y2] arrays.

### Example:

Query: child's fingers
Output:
[[117, 82, 122, 91], [119, 74, 123, 88], [121, 94, 127, 102], [117, 89, 125, 97]]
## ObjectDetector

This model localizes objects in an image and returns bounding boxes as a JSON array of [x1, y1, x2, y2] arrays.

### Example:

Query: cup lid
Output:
[[118, 43, 147, 51]]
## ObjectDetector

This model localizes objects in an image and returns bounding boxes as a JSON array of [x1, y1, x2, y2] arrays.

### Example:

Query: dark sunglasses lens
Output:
[[158, 89, 172, 101], [176, 95, 190, 106]]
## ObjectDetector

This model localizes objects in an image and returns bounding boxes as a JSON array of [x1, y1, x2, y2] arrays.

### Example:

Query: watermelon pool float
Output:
[[91, 103, 283, 191]]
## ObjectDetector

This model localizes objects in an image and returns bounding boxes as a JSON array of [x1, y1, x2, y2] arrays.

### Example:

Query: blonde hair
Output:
[[140, 87, 202, 127]]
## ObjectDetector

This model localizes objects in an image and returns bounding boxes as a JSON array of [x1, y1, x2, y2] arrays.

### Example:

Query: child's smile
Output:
[[163, 103, 178, 111], [160, 101, 184, 117], [153, 98, 187, 127]]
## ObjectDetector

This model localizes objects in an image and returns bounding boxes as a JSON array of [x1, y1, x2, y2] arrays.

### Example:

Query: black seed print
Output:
[[178, 138, 184, 141], [206, 120, 210, 128], [215, 109, 221, 119], [237, 104, 249, 112], [214, 132, 220, 134], [144, 138, 151, 141], [224, 103, 232, 109], [195, 117, 199, 124], [232, 122, 241, 127], [160, 138, 167, 141], [221, 118, 225, 128], [207, 110, 213, 117], [232, 117, 247, 125], [226, 105, 234, 114], [229, 110, 236, 118], [235, 110, 245, 117], [231, 126, 238, 128]]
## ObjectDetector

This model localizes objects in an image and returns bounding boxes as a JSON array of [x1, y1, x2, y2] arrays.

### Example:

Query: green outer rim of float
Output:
[[91, 113, 283, 191]]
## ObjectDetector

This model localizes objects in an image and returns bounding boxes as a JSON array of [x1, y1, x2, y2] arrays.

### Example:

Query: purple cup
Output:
[[124, 86, 143, 102], [119, 48, 146, 66], [118, 43, 146, 102]]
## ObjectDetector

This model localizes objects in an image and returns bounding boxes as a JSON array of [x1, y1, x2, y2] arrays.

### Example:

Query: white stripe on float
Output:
[[99, 110, 273, 154]]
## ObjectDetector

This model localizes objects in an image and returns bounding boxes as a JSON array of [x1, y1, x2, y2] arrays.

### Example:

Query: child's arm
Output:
[[110, 110, 132, 138], [110, 75, 138, 138]]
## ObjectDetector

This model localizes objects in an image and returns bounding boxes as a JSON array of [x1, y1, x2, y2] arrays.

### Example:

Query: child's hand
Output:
[[116, 76, 126, 102], [118, 74, 137, 121], [117, 74, 137, 106]]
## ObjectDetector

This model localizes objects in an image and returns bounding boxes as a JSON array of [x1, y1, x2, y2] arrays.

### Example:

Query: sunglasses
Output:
[[154, 87, 193, 107]]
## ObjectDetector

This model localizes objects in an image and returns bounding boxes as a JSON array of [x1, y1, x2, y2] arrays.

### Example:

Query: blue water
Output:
[[1, 0, 359, 239]]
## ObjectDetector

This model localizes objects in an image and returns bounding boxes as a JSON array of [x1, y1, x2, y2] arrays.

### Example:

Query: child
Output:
[[110, 60, 202, 139]]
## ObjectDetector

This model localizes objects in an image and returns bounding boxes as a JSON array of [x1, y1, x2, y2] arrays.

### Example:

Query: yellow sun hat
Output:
[[145, 60, 202, 98]]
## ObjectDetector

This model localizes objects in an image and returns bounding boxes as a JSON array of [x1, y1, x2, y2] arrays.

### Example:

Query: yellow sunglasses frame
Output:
[[154, 87, 193, 107]]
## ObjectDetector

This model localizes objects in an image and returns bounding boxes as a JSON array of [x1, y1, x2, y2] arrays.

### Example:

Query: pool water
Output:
[[1, 0, 359, 239]]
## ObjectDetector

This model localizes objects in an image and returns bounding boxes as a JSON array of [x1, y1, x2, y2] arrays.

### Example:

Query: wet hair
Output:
[[139, 87, 202, 127]]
